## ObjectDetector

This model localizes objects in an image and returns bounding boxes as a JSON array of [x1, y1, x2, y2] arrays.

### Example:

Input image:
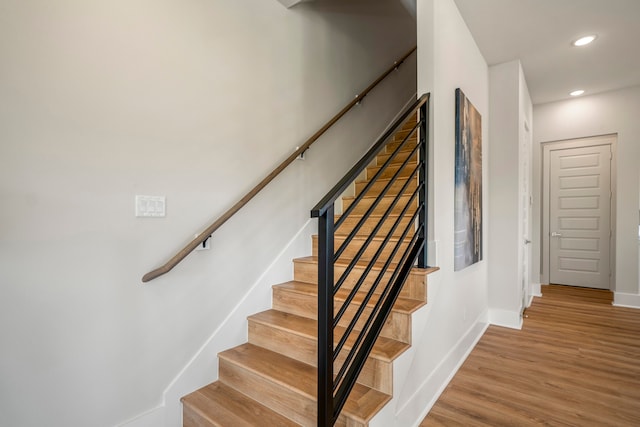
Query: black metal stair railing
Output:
[[311, 93, 430, 426]]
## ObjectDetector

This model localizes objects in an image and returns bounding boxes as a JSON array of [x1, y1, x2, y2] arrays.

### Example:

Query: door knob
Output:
[[551, 232, 562, 237], [524, 239, 532, 244]]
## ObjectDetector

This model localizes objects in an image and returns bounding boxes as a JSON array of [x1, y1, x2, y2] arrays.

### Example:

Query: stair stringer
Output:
[[367, 269, 442, 427], [369, 268, 488, 427], [368, 267, 491, 427]]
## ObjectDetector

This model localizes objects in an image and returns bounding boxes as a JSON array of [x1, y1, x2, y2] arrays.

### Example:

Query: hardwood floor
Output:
[[421, 285, 640, 426]]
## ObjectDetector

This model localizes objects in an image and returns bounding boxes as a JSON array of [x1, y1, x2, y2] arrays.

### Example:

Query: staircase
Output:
[[181, 113, 436, 426]]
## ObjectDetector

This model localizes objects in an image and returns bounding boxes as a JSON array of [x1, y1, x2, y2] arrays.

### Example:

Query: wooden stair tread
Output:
[[249, 309, 409, 362], [273, 280, 425, 315], [294, 255, 437, 276], [367, 162, 417, 174], [219, 343, 391, 424], [336, 212, 414, 220], [386, 141, 418, 152], [341, 194, 416, 203], [321, 234, 413, 243], [181, 381, 298, 427], [355, 176, 416, 184]]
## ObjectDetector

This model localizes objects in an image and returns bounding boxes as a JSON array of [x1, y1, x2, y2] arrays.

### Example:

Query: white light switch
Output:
[[136, 195, 166, 217]]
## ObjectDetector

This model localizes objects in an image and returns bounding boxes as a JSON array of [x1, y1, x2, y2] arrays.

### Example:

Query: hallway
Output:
[[421, 285, 640, 426]]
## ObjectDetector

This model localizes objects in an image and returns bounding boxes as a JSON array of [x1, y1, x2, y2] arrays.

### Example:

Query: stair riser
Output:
[[337, 214, 416, 239], [293, 261, 427, 302], [272, 288, 412, 343], [219, 360, 317, 426], [391, 128, 418, 143], [386, 137, 417, 152], [219, 360, 361, 427], [355, 178, 417, 198], [248, 322, 393, 394], [365, 162, 418, 181], [342, 194, 415, 215], [376, 149, 417, 167], [183, 407, 216, 427], [248, 321, 315, 367], [312, 235, 412, 265], [346, 202, 416, 217]]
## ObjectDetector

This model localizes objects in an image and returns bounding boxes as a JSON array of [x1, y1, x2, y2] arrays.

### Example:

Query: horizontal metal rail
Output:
[[316, 93, 430, 426]]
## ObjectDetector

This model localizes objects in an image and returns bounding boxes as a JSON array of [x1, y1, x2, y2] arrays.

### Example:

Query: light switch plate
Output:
[[136, 195, 166, 217]]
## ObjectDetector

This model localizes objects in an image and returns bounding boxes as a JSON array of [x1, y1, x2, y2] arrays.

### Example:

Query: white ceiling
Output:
[[453, 0, 640, 105]]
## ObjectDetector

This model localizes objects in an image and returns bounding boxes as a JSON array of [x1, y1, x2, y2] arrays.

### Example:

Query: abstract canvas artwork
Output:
[[454, 88, 482, 271]]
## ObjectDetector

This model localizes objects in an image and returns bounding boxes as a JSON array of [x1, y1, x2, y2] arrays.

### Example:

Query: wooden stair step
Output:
[[312, 234, 413, 264], [248, 309, 409, 393], [249, 309, 409, 363], [385, 138, 418, 153], [366, 160, 417, 181], [293, 256, 432, 302], [342, 193, 416, 215], [354, 177, 418, 198], [218, 343, 391, 427], [335, 222, 416, 240], [272, 280, 425, 343], [391, 128, 418, 142], [376, 148, 417, 166], [336, 212, 416, 238], [274, 280, 425, 315], [181, 381, 298, 427]]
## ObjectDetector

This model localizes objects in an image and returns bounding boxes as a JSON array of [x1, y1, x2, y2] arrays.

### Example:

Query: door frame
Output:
[[522, 119, 533, 309], [541, 134, 617, 289]]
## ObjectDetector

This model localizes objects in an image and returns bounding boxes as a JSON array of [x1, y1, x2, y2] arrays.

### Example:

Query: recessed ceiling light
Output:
[[573, 35, 597, 47], [570, 90, 585, 97]]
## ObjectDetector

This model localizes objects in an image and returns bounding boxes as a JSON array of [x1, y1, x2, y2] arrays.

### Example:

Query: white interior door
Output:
[[549, 145, 611, 289]]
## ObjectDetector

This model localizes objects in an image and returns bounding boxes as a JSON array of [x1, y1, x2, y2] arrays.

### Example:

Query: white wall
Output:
[[487, 60, 533, 328], [533, 86, 640, 306], [393, 0, 490, 423], [0, 1, 417, 426]]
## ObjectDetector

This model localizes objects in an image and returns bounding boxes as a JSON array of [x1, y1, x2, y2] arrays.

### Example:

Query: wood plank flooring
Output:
[[421, 285, 640, 426]]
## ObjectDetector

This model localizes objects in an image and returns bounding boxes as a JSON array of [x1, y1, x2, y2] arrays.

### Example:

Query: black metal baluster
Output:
[[418, 101, 430, 268], [317, 204, 334, 426]]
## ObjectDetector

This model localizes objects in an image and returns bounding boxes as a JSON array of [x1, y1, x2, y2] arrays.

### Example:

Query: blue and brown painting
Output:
[[454, 88, 482, 271]]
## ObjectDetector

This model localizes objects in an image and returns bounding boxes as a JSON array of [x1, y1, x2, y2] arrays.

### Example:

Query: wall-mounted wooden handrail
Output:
[[142, 46, 417, 283]]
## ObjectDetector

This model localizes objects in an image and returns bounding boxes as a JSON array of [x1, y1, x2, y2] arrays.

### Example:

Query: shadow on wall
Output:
[[297, 0, 417, 132]]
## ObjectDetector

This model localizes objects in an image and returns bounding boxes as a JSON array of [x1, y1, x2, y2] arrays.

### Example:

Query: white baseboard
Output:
[[526, 294, 534, 307], [488, 308, 523, 330], [613, 292, 640, 309], [116, 406, 164, 427], [394, 318, 489, 427], [530, 282, 542, 298], [368, 273, 441, 427], [116, 220, 316, 427]]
